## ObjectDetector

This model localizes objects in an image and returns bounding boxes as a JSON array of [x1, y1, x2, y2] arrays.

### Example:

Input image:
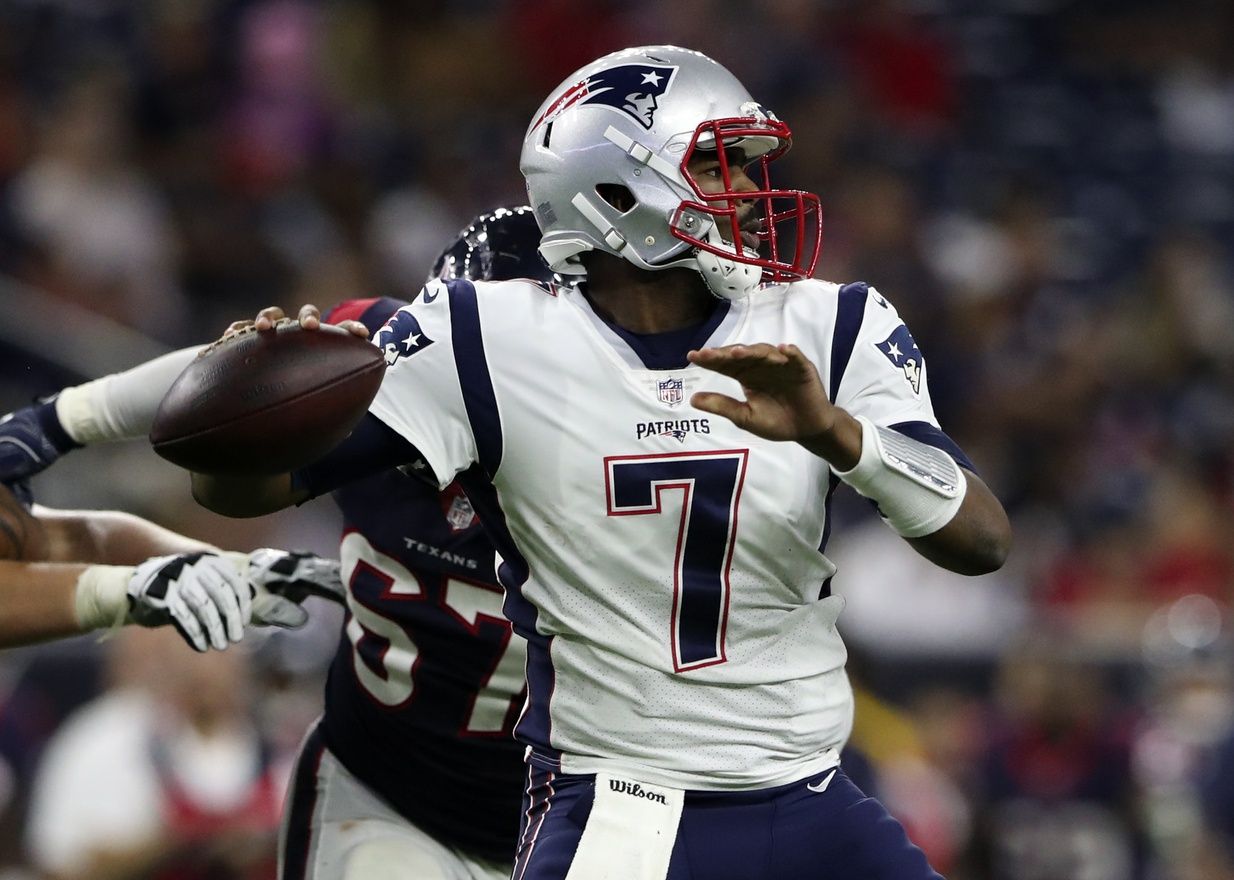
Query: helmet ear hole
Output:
[[596, 184, 636, 214]]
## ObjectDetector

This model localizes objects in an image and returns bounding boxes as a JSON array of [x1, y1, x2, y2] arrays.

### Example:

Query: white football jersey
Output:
[[368, 277, 947, 791]]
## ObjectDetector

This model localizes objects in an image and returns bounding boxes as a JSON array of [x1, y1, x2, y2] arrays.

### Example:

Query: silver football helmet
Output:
[[520, 45, 821, 300]]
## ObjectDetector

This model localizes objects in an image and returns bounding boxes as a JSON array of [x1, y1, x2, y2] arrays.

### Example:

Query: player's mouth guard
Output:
[[834, 415, 967, 538]]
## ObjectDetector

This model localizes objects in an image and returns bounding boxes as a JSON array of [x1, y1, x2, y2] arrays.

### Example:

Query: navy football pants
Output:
[[513, 764, 944, 880]]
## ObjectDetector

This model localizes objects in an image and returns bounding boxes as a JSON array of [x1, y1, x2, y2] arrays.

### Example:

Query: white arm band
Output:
[[73, 565, 134, 631], [55, 346, 201, 445], [834, 415, 967, 538]]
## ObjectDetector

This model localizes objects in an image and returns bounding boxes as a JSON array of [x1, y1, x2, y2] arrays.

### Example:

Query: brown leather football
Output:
[[151, 322, 385, 475]]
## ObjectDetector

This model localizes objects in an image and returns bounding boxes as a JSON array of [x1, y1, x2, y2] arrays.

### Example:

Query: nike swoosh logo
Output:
[[421, 287, 439, 303], [806, 769, 838, 793]]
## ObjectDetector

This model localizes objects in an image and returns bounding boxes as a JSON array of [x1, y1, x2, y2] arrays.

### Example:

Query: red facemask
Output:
[[671, 117, 822, 284]]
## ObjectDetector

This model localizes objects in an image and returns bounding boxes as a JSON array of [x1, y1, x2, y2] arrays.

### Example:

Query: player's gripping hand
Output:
[[240, 548, 346, 629], [249, 303, 368, 337], [127, 552, 252, 652], [0, 401, 79, 484]]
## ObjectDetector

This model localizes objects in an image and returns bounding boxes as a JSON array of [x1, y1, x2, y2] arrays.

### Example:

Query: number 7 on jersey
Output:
[[604, 450, 749, 673]]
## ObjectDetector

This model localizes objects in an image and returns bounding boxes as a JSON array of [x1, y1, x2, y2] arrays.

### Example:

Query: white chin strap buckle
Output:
[[694, 230, 763, 300]]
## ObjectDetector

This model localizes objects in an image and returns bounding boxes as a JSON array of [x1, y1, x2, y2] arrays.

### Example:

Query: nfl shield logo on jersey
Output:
[[440, 486, 477, 532], [446, 494, 476, 531], [657, 377, 684, 407]]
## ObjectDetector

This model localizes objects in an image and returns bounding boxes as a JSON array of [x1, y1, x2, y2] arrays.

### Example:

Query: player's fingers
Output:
[[337, 319, 369, 338], [689, 345, 787, 380], [297, 303, 322, 330], [691, 343, 785, 364], [741, 343, 789, 365], [196, 560, 248, 643], [234, 567, 252, 628], [182, 578, 229, 651], [688, 346, 738, 374], [304, 558, 347, 604], [168, 597, 209, 653], [252, 593, 310, 629], [254, 306, 286, 331], [778, 344, 820, 377], [690, 391, 749, 427], [690, 344, 747, 364], [223, 320, 254, 338]]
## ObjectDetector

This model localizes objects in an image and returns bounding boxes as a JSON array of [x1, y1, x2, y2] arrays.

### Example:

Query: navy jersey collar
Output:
[[576, 286, 731, 371]]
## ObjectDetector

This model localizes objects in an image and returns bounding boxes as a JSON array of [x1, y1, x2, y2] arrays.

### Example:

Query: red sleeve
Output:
[[325, 297, 411, 335], [325, 298, 381, 326]]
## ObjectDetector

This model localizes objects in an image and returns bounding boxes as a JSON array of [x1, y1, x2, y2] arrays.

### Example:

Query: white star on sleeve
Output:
[[885, 342, 902, 360], [402, 332, 421, 351]]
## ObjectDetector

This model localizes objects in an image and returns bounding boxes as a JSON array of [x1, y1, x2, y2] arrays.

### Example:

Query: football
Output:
[[150, 322, 385, 475]]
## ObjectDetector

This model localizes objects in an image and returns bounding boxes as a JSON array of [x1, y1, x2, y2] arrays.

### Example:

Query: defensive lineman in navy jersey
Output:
[[0, 208, 556, 880], [287, 293, 526, 879], [196, 46, 1011, 880], [290, 209, 567, 880]]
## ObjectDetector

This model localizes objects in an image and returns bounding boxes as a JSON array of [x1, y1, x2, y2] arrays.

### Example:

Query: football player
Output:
[[193, 46, 1011, 880], [0, 207, 558, 880]]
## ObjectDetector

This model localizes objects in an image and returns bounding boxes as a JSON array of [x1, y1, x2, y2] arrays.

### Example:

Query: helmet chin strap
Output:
[[559, 189, 763, 299], [693, 228, 763, 300]]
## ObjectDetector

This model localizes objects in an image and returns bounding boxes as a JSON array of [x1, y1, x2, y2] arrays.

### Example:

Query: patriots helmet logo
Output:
[[534, 64, 678, 132], [376, 308, 434, 367], [876, 324, 923, 394]]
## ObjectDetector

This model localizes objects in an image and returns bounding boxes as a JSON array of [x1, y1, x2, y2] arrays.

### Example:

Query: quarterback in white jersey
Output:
[[196, 45, 1010, 880], [367, 273, 931, 792]]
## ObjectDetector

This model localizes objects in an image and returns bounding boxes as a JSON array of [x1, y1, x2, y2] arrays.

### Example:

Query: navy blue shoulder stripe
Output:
[[446, 279, 502, 478], [888, 420, 977, 474], [830, 282, 869, 400]]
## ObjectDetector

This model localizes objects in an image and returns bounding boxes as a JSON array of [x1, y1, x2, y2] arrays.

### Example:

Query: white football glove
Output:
[[239, 548, 346, 629], [122, 550, 344, 652], [127, 552, 251, 652]]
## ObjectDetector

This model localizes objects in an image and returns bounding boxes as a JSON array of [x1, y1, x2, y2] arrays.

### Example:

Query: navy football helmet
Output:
[[429, 205, 561, 286]]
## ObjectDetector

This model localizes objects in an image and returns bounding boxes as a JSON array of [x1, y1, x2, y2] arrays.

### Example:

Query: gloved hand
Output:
[[0, 400, 79, 483], [234, 549, 346, 629], [126, 552, 251, 652], [89, 549, 342, 652]]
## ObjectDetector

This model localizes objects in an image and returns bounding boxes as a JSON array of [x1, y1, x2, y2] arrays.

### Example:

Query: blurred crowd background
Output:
[[0, 0, 1232, 878]]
